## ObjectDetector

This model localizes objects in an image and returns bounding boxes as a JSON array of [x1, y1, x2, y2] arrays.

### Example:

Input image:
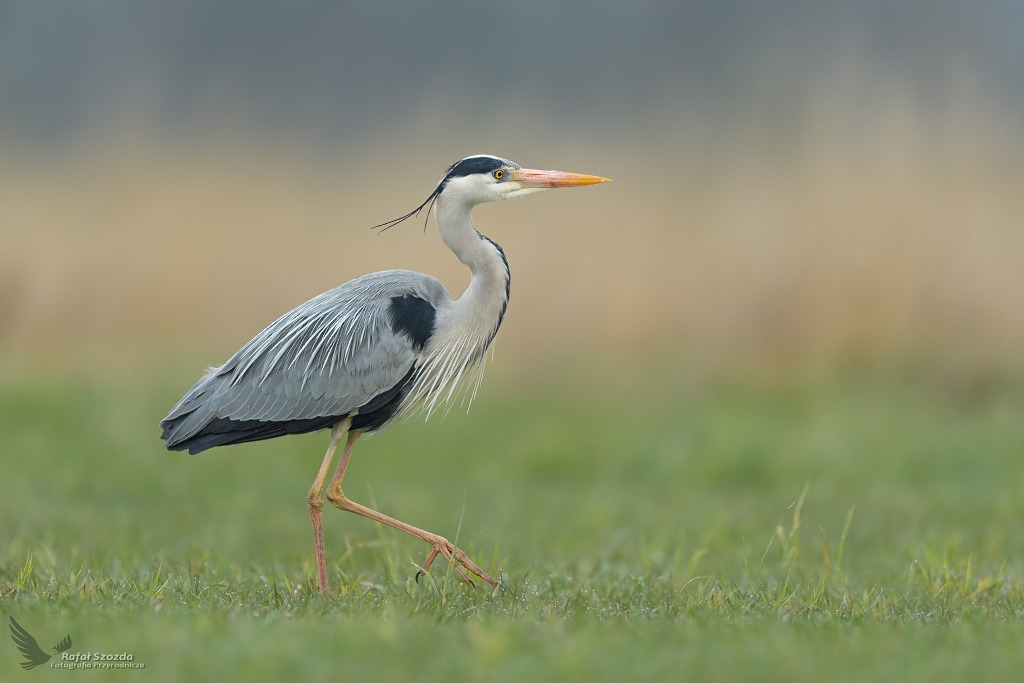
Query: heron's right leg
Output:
[[325, 433, 499, 588], [307, 419, 350, 594]]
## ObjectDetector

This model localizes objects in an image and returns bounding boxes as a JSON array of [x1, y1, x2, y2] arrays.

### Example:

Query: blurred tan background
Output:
[[2, 1, 1023, 383]]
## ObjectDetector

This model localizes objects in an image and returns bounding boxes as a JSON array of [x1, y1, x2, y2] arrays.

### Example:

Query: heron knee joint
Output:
[[326, 487, 348, 508]]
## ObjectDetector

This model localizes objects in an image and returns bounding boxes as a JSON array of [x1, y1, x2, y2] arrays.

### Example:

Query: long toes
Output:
[[418, 539, 497, 589], [450, 559, 475, 586], [438, 545, 476, 586], [454, 552, 500, 588], [417, 548, 440, 583]]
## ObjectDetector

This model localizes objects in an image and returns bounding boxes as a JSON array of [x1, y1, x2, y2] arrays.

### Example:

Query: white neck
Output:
[[405, 191, 510, 417], [434, 193, 510, 340]]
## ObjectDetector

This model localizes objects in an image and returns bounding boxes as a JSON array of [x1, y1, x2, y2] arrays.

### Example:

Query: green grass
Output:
[[2, 365, 1024, 680]]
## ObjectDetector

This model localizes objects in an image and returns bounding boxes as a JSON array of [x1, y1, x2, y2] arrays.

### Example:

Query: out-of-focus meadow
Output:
[[2, 2, 1024, 681], [3, 108, 1024, 379]]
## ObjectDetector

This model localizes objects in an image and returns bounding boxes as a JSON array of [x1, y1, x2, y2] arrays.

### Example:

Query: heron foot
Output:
[[325, 483, 500, 590], [415, 538, 500, 589]]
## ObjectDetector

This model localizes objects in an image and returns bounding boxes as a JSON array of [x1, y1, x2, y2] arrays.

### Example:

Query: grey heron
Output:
[[160, 155, 610, 593]]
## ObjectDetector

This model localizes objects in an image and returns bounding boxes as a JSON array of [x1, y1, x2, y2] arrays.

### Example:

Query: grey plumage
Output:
[[158, 154, 609, 593], [161, 270, 451, 453]]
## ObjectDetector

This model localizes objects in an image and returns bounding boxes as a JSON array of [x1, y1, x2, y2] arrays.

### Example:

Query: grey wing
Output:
[[160, 270, 450, 453]]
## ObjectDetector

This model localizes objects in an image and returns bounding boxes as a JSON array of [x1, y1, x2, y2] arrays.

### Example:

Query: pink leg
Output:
[[325, 432, 498, 588], [306, 419, 349, 593]]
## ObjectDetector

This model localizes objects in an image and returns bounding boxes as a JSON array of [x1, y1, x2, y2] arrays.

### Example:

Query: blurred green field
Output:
[[2, 365, 1024, 681], [5, 2, 1024, 679]]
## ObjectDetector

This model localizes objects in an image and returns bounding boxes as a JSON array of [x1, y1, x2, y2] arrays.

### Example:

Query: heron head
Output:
[[438, 155, 611, 204], [373, 155, 610, 232]]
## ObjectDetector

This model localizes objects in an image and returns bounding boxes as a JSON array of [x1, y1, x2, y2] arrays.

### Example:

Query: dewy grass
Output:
[[0, 541, 1020, 627], [2, 370, 1024, 680], [2, 479, 1022, 627]]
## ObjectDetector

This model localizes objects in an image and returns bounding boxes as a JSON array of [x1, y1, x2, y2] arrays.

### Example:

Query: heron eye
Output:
[[493, 170, 504, 180]]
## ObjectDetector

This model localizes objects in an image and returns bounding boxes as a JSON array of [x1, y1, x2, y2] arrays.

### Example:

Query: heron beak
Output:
[[508, 169, 611, 188]]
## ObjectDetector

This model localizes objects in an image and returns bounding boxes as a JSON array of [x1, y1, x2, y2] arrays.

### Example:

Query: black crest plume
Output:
[[370, 155, 516, 233], [371, 183, 443, 233]]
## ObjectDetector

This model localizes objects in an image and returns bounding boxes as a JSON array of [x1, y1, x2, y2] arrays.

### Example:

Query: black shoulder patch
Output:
[[388, 294, 436, 351]]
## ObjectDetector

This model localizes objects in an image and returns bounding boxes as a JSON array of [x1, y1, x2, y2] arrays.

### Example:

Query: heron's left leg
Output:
[[307, 420, 349, 594], [325, 433, 499, 588]]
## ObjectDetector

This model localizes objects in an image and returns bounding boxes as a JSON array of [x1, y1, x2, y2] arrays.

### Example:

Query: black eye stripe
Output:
[[444, 156, 517, 179], [371, 155, 520, 232]]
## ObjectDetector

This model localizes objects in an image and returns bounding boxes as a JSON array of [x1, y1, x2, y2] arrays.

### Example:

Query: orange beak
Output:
[[507, 168, 612, 188]]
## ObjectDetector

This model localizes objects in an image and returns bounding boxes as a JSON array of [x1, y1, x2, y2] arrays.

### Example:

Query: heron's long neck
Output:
[[435, 197, 510, 347], [404, 195, 510, 417]]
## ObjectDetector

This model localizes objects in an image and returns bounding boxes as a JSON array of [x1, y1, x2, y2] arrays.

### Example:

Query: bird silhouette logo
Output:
[[8, 616, 72, 670]]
